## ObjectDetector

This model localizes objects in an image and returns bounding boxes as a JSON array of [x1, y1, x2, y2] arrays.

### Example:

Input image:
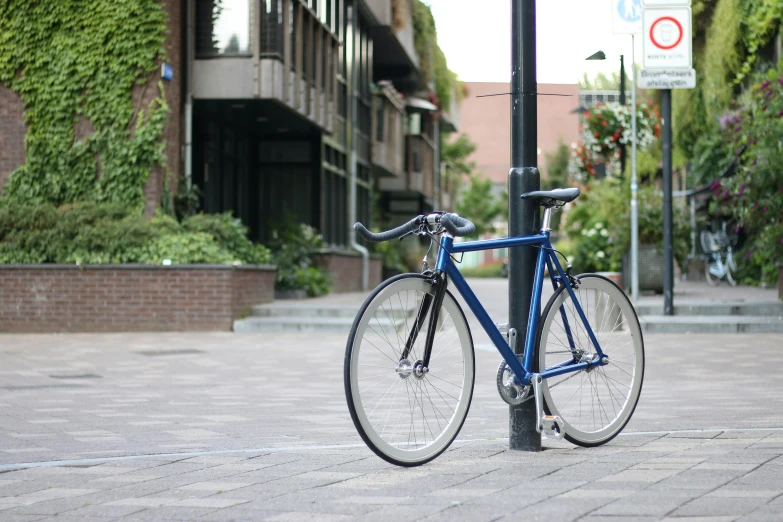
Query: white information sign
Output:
[[612, 0, 642, 34], [638, 68, 696, 89], [642, 7, 692, 69], [642, 0, 691, 5]]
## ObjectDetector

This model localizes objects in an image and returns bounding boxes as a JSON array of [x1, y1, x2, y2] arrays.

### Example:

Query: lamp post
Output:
[[586, 51, 626, 175], [584, 47, 639, 303]]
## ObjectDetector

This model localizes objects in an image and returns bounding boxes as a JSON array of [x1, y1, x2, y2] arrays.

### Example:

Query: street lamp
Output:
[[586, 50, 626, 174], [584, 47, 640, 303]]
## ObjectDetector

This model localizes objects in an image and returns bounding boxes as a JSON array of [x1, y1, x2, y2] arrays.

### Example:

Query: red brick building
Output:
[[459, 82, 580, 190]]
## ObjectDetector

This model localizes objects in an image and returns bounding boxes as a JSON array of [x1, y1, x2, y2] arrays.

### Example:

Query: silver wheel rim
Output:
[[538, 277, 643, 444], [349, 278, 474, 464]]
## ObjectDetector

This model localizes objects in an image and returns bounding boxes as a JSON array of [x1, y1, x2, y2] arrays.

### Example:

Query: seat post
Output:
[[541, 207, 553, 232]]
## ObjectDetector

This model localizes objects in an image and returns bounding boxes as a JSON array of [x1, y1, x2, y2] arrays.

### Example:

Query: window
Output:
[[376, 99, 385, 142], [196, 0, 252, 57], [261, 0, 283, 56]]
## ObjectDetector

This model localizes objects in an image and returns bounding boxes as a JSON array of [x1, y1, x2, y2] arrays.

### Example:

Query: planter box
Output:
[[623, 245, 664, 293], [779, 264, 782, 300], [311, 249, 383, 293], [0, 264, 276, 333]]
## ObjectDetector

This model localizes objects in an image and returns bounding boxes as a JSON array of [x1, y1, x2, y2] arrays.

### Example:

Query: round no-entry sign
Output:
[[643, 7, 692, 69]]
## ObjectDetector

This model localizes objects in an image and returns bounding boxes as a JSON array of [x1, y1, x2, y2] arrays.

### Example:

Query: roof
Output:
[[457, 82, 581, 184]]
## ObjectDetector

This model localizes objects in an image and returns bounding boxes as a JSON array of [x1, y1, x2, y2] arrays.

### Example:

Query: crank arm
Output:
[[532, 374, 564, 440]]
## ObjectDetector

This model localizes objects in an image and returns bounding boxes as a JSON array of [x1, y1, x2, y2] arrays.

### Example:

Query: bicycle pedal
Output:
[[540, 415, 565, 440]]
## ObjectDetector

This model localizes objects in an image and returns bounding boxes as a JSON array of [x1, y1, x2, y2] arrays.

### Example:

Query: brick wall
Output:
[[0, 265, 275, 333], [0, 85, 26, 191], [143, 0, 183, 215], [312, 251, 382, 293]]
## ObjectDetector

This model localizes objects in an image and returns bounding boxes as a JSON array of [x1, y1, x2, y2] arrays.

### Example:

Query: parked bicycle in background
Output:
[[700, 221, 739, 286]]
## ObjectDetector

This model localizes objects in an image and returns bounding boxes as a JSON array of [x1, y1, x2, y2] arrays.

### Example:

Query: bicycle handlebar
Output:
[[354, 213, 476, 242], [439, 214, 476, 237]]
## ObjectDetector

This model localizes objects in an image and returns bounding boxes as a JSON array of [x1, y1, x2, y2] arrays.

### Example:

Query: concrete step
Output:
[[233, 315, 409, 334], [251, 303, 360, 318], [640, 315, 783, 334], [635, 302, 783, 317]]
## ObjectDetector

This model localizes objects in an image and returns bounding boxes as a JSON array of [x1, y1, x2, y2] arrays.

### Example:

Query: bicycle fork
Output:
[[399, 272, 447, 371]]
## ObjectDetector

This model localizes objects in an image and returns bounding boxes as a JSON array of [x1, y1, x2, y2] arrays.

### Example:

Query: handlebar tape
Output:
[[354, 216, 422, 242]]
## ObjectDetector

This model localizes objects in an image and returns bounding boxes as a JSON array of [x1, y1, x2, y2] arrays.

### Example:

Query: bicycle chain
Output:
[[507, 365, 585, 404]]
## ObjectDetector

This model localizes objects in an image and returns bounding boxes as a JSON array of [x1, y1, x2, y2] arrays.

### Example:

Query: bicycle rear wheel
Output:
[[344, 274, 474, 466], [537, 274, 644, 446]]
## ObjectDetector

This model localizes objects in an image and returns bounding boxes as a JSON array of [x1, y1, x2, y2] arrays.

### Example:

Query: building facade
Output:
[[0, 0, 456, 291]]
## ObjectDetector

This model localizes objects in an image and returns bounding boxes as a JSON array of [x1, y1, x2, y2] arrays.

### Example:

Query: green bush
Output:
[[183, 213, 271, 264], [563, 179, 691, 274], [137, 233, 234, 264], [266, 215, 331, 296], [0, 201, 270, 266], [461, 261, 504, 278]]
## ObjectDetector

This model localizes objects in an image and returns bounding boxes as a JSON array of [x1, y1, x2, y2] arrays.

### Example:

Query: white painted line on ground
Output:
[[1, 427, 780, 472]]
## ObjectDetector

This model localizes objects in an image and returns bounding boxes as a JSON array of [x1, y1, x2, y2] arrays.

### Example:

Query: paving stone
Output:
[[0, 326, 779, 521]]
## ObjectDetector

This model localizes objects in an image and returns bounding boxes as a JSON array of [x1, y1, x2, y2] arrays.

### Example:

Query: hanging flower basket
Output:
[[569, 102, 662, 181]]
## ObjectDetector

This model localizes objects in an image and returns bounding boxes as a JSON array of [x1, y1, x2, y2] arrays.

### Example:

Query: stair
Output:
[[637, 301, 783, 334], [233, 302, 417, 333]]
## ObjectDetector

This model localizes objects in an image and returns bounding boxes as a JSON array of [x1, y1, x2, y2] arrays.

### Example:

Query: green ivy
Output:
[[411, 0, 458, 110], [0, 0, 168, 210]]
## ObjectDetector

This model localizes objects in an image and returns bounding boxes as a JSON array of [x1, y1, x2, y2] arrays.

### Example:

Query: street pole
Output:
[[662, 88, 674, 315], [619, 55, 626, 176], [508, 0, 540, 452], [630, 34, 639, 302]]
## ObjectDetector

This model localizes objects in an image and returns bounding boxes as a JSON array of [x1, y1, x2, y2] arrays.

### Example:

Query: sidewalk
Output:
[[0, 330, 780, 520]]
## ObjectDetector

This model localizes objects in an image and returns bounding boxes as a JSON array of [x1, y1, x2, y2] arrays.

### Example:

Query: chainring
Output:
[[496, 360, 531, 405]]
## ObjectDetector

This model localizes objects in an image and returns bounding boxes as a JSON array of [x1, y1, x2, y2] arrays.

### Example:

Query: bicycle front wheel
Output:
[[537, 274, 644, 446], [344, 274, 474, 466]]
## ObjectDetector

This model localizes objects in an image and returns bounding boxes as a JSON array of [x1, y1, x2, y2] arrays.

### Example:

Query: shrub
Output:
[[460, 261, 504, 278], [183, 213, 271, 264], [266, 215, 331, 296], [137, 233, 234, 264], [0, 201, 270, 266]]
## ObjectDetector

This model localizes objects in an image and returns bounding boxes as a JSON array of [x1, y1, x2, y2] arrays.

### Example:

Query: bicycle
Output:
[[700, 221, 738, 287], [344, 188, 645, 466]]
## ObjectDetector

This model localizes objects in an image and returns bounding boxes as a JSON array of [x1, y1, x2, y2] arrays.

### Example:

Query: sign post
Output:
[[611, 0, 642, 303], [642, 1, 692, 315]]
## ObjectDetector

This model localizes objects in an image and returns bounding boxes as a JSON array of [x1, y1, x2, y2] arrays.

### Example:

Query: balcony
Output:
[[371, 82, 406, 178], [369, 0, 420, 92], [193, 0, 340, 132], [406, 134, 435, 201]]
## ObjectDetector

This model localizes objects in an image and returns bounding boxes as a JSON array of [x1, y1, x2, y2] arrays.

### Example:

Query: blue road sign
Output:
[[617, 0, 642, 22]]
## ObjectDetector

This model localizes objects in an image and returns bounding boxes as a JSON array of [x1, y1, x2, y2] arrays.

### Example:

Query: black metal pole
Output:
[[508, 0, 540, 452], [662, 89, 674, 315], [619, 55, 626, 176]]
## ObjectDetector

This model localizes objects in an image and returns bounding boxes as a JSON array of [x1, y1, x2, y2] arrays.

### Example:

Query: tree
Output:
[[224, 34, 240, 54], [543, 140, 570, 191], [441, 133, 476, 197], [456, 174, 502, 237]]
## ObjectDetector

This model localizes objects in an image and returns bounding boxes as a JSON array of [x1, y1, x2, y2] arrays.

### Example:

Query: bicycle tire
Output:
[[344, 274, 475, 466], [705, 260, 719, 286], [536, 274, 645, 447]]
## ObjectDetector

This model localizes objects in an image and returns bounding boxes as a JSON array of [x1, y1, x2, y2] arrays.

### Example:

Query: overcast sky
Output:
[[428, 0, 642, 85]]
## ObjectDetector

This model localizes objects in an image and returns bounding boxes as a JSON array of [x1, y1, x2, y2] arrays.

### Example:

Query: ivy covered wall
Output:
[[0, 0, 179, 212]]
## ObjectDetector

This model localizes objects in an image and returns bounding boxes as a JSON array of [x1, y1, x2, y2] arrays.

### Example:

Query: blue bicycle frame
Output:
[[433, 231, 606, 386]]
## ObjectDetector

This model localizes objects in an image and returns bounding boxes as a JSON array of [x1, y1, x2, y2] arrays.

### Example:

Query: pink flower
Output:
[[777, 110, 783, 118], [738, 183, 745, 196], [764, 205, 769, 212], [761, 80, 772, 91]]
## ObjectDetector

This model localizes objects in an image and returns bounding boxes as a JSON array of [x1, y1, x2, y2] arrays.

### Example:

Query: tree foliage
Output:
[[456, 175, 502, 238], [411, 0, 460, 110]]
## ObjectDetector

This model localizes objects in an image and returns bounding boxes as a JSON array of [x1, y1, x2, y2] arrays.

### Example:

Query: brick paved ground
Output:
[[0, 282, 781, 520]]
